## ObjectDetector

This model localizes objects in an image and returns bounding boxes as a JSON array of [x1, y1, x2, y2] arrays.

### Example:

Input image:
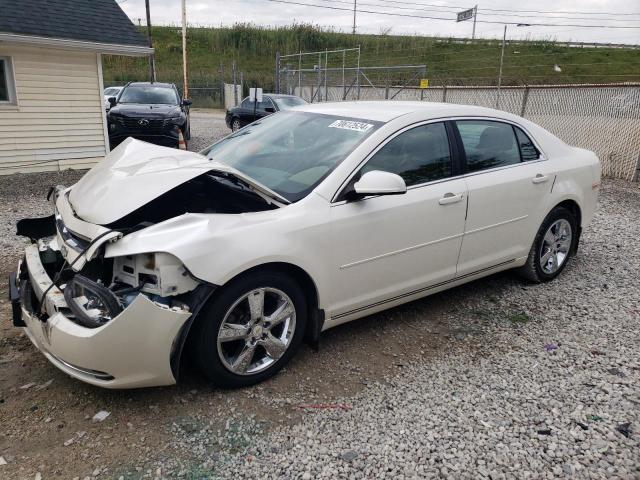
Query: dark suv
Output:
[[107, 82, 191, 149], [225, 94, 307, 131]]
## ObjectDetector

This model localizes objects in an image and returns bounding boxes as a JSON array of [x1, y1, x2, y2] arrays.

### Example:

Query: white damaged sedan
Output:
[[10, 101, 601, 389]]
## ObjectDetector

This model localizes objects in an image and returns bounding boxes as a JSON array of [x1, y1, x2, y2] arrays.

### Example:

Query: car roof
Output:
[[292, 101, 509, 123], [241, 94, 298, 99], [126, 82, 176, 88]]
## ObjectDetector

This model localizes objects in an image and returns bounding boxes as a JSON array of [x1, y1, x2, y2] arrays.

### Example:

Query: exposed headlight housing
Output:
[[112, 252, 199, 297], [63, 275, 123, 328]]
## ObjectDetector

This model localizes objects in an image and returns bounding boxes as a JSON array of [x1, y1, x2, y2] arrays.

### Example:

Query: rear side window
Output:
[[361, 122, 452, 186], [456, 120, 520, 173], [514, 127, 540, 161]]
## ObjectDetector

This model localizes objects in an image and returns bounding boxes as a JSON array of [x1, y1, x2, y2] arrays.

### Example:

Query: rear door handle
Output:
[[532, 174, 549, 184], [439, 192, 464, 205]]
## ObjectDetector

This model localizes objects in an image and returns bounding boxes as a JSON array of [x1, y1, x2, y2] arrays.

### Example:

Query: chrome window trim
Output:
[[330, 115, 548, 205]]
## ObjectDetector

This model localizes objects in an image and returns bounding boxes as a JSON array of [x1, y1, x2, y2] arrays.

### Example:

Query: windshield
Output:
[[118, 85, 179, 105], [200, 111, 381, 202], [272, 96, 307, 110]]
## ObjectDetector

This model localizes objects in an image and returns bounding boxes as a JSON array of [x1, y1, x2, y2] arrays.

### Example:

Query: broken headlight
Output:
[[63, 275, 123, 328], [112, 252, 199, 297]]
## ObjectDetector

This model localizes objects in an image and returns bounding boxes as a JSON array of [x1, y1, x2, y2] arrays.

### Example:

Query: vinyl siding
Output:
[[0, 44, 106, 175]]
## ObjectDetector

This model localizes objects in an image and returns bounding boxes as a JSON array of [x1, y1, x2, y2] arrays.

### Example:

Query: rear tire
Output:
[[193, 271, 307, 388], [518, 206, 578, 283]]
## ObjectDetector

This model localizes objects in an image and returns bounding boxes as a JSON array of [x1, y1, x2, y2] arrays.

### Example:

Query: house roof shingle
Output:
[[0, 0, 148, 47]]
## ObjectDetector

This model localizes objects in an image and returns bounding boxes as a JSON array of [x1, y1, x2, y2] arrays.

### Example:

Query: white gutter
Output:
[[0, 32, 153, 56]]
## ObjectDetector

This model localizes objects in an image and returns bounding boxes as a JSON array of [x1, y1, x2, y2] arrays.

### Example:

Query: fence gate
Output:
[[277, 48, 426, 103]]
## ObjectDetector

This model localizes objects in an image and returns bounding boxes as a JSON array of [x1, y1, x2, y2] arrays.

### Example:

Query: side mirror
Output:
[[182, 99, 192, 106], [353, 170, 407, 197], [108, 97, 117, 107], [264, 107, 275, 113]]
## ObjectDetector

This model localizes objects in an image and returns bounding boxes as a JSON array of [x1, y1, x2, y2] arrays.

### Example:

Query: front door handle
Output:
[[439, 192, 464, 205], [532, 174, 549, 184]]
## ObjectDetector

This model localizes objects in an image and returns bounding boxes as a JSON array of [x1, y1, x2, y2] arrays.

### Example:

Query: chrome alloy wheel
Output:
[[540, 219, 572, 274], [232, 119, 241, 132], [217, 288, 296, 375]]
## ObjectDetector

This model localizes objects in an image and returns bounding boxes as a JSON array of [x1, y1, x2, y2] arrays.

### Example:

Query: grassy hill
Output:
[[102, 23, 640, 102]]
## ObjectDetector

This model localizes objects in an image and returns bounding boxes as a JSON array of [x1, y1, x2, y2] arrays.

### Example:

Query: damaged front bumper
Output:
[[10, 245, 193, 388]]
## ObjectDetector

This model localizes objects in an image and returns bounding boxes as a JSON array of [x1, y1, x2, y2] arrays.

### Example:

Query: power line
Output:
[[356, 0, 640, 17], [265, 0, 640, 28], [322, 0, 640, 22], [354, 0, 640, 21]]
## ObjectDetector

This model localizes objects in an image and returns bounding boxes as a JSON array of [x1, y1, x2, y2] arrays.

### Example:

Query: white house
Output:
[[0, 0, 152, 174]]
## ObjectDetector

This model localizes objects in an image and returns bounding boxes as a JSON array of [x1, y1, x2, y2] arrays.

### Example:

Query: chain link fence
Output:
[[290, 82, 640, 181]]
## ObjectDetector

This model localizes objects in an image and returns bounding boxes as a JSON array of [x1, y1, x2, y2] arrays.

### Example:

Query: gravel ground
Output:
[[193, 181, 639, 479], [187, 109, 229, 152], [0, 112, 638, 478]]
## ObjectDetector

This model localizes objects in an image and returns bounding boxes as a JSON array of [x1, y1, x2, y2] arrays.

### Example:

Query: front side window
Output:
[[0, 57, 16, 104], [456, 120, 520, 173], [201, 112, 381, 202], [118, 85, 179, 105], [360, 122, 452, 186]]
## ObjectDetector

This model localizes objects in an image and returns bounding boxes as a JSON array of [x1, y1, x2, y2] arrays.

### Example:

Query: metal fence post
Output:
[[496, 25, 507, 109], [520, 85, 530, 117], [219, 62, 225, 109], [232, 60, 238, 106], [342, 50, 346, 100], [442, 85, 447, 102], [356, 45, 361, 100], [275, 51, 281, 94], [240, 71, 243, 98], [317, 52, 322, 102], [324, 49, 329, 102], [298, 51, 302, 96]]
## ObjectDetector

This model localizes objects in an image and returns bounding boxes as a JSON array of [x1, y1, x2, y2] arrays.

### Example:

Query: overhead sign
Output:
[[249, 87, 263, 103], [419, 79, 429, 89], [457, 8, 474, 22]]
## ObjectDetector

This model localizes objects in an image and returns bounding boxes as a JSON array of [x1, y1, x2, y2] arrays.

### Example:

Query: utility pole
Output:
[[352, 0, 357, 35], [472, 5, 477, 40], [181, 0, 188, 98], [144, 0, 156, 82], [496, 25, 507, 109]]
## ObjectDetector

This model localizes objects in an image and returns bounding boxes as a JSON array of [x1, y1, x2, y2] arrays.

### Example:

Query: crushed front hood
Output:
[[69, 138, 287, 225]]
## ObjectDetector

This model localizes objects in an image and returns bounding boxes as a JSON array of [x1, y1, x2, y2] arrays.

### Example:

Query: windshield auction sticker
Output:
[[328, 120, 374, 132]]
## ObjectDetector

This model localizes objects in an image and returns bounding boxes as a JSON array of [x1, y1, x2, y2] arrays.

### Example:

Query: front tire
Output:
[[518, 206, 578, 283], [194, 271, 307, 388], [231, 117, 241, 132]]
